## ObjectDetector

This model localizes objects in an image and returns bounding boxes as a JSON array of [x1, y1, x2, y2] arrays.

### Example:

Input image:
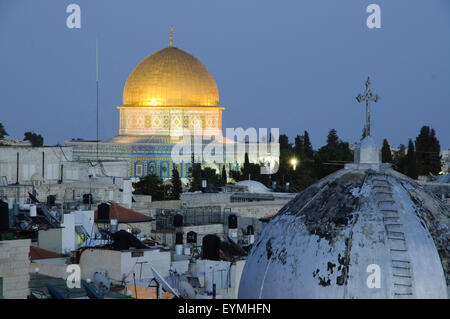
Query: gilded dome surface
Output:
[[123, 46, 219, 107]]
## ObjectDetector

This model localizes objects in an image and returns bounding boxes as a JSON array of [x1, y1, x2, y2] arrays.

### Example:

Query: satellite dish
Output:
[[93, 272, 111, 292], [178, 281, 196, 299], [150, 266, 180, 298], [131, 227, 141, 235], [81, 280, 103, 299]]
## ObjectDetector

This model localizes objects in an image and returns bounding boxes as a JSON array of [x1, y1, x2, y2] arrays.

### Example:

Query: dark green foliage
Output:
[[326, 129, 339, 149], [415, 126, 441, 176], [406, 139, 418, 179], [279, 134, 292, 151], [294, 135, 304, 159], [303, 131, 314, 159], [242, 152, 250, 180], [0, 123, 7, 138], [171, 168, 183, 200], [133, 174, 170, 201], [24, 131, 44, 147], [381, 139, 393, 163], [392, 144, 407, 174], [221, 165, 227, 185], [189, 153, 203, 192], [231, 161, 271, 186], [203, 167, 226, 187], [314, 129, 353, 179], [293, 131, 314, 160]]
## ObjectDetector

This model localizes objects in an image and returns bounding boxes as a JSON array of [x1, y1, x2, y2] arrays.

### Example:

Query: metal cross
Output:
[[356, 77, 379, 137]]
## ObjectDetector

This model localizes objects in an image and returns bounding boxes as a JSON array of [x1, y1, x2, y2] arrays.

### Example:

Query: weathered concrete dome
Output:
[[238, 165, 449, 298]]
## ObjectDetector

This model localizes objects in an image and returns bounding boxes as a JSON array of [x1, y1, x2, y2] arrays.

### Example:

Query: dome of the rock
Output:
[[122, 46, 219, 107]]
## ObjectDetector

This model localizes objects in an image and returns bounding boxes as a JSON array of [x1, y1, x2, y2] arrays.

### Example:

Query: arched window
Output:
[[135, 161, 143, 177]]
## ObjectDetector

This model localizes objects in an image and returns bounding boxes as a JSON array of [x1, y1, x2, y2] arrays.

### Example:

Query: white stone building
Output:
[[0, 145, 132, 208], [0, 239, 31, 299]]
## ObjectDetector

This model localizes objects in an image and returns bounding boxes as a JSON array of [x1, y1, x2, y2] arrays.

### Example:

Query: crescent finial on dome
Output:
[[169, 26, 174, 47]]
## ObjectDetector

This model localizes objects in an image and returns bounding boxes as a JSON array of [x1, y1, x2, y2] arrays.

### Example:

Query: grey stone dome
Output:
[[235, 180, 272, 193], [238, 165, 449, 298]]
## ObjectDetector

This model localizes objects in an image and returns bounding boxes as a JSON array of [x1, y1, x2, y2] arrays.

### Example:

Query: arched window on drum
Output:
[[135, 161, 144, 177]]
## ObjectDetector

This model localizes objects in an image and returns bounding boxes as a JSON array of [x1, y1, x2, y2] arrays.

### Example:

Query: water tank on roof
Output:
[[186, 231, 197, 244], [175, 231, 184, 255], [202, 234, 221, 261], [110, 219, 118, 233], [247, 225, 255, 245], [97, 203, 110, 221], [175, 232, 183, 245], [173, 214, 183, 227], [228, 214, 238, 229], [83, 193, 93, 204]]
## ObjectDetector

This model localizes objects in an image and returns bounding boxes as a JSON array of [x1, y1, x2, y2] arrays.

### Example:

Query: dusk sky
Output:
[[1, 0, 449, 149]]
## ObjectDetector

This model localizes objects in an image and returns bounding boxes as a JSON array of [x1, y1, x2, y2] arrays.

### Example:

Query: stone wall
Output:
[[0, 146, 72, 184], [182, 224, 225, 246], [227, 201, 289, 219], [29, 258, 68, 280], [151, 224, 225, 248], [117, 221, 152, 238], [79, 248, 171, 284], [0, 239, 31, 299]]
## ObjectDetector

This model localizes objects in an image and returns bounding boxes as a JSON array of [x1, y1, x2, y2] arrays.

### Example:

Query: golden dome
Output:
[[122, 46, 219, 107]]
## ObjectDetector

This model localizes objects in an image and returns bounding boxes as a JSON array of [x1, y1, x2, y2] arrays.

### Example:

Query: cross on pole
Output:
[[356, 77, 379, 137]]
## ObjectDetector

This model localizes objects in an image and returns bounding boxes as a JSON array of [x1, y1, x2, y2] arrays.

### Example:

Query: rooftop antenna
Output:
[[96, 38, 99, 160]]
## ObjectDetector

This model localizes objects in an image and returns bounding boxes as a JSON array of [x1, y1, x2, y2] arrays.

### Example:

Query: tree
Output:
[[243, 152, 250, 180], [303, 131, 314, 159], [231, 161, 270, 186], [429, 128, 442, 174], [203, 167, 225, 188], [392, 144, 407, 174], [415, 126, 441, 176], [294, 135, 304, 159], [279, 134, 292, 151], [24, 131, 44, 147], [133, 174, 169, 201], [221, 165, 227, 185], [188, 153, 203, 192], [0, 123, 7, 139], [406, 139, 418, 179], [326, 129, 339, 149], [381, 139, 393, 163], [171, 168, 182, 200], [314, 129, 353, 179]]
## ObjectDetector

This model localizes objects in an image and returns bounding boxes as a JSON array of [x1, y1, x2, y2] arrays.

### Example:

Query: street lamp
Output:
[[290, 158, 298, 171]]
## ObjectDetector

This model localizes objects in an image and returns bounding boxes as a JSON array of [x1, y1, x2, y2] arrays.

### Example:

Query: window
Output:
[[135, 161, 143, 177], [131, 251, 144, 258]]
